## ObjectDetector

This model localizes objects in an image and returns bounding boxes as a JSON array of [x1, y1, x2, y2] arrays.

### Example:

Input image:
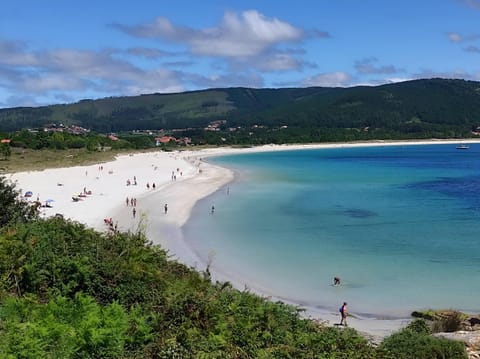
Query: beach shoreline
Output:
[[7, 138, 480, 339]]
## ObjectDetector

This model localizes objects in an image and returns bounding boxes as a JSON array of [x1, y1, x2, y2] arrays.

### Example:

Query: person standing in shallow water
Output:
[[339, 302, 348, 326]]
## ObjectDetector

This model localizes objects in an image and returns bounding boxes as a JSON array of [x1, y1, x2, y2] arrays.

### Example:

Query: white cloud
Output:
[[384, 77, 413, 83], [301, 72, 352, 87], [354, 57, 403, 75], [21, 74, 89, 92], [0, 40, 39, 67], [186, 72, 264, 89], [446, 32, 480, 43], [0, 39, 185, 103], [447, 32, 463, 43], [254, 53, 303, 71], [125, 47, 170, 59], [113, 10, 310, 58]]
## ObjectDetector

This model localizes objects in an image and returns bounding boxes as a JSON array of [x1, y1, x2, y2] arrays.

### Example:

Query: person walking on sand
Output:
[[164, 203, 168, 214], [132, 207, 136, 218], [339, 302, 348, 326]]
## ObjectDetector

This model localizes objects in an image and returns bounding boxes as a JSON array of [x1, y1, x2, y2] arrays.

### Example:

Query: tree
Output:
[[0, 176, 38, 227], [0, 142, 11, 160]]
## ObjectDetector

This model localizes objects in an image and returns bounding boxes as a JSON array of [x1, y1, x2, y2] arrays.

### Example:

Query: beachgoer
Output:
[[334, 277, 341, 286], [146, 182, 150, 189], [126, 197, 129, 206], [132, 208, 136, 218], [152, 182, 156, 189], [339, 302, 348, 326], [211, 205, 215, 214], [164, 203, 168, 214]]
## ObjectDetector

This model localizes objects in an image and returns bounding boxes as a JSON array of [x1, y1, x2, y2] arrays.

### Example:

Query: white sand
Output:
[[7, 139, 480, 339]]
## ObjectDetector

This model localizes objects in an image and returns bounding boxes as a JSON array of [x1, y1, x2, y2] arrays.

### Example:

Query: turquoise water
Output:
[[182, 144, 480, 317]]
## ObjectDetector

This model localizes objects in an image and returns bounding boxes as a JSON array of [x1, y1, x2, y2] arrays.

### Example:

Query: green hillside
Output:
[[1, 78, 480, 137]]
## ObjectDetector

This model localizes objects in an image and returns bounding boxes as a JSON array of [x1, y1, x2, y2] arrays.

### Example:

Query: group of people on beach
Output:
[[126, 175, 138, 186], [126, 197, 137, 207], [146, 182, 156, 189]]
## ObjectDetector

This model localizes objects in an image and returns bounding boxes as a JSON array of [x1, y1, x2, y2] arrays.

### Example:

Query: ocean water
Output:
[[182, 144, 480, 318]]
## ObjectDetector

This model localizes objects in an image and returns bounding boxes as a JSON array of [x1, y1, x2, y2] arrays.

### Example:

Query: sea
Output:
[[182, 143, 480, 318]]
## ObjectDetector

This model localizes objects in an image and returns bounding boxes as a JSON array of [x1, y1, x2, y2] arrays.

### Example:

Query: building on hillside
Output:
[[155, 136, 176, 146]]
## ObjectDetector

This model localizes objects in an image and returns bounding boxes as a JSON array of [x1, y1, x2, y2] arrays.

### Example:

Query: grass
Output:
[[0, 148, 127, 174]]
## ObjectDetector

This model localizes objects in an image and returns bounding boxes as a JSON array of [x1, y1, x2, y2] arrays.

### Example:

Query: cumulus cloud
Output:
[[113, 10, 305, 58], [0, 39, 39, 67], [354, 57, 403, 75], [1, 95, 41, 108], [301, 72, 352, 87], [0, 38, 185, 105]]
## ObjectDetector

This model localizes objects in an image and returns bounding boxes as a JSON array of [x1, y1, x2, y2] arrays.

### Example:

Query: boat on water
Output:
[[456, 144, 470, 150]]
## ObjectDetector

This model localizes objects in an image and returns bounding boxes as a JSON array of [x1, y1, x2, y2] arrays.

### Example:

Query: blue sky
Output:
[[1, 0, 479, 108]]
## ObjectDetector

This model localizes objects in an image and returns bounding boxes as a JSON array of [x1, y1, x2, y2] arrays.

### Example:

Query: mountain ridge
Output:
[[1, 78, 480, 135]]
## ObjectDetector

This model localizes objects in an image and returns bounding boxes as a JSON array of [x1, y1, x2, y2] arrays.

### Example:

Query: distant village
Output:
[[34, 119, 289, 146]]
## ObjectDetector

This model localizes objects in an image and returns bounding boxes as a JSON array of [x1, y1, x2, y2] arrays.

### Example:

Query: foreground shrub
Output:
[[0, 185, 468, 358], [0, 294, 129, 358], [378, 320, 467, 359]]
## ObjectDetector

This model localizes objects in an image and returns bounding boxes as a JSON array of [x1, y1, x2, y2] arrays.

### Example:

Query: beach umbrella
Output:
[[46, 199, 55, 203], [24, 191, 33, 197]]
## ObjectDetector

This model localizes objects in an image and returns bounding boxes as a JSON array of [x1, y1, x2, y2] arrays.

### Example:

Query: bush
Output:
[[378, 325, 467, 359], [432, 311, 464, 333], [406, 319, 431, 335]]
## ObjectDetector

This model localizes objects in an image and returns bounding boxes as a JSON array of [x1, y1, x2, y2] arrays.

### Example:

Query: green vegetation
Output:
[[0, 129, 179, 174], [0, 177, 468, 358], [1, 79, 480, 144], [412, 310, 469, 333], [378, 320, 467, 359]]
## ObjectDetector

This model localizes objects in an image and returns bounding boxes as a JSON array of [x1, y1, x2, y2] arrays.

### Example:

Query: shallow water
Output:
[[182, 144, 480, 317]]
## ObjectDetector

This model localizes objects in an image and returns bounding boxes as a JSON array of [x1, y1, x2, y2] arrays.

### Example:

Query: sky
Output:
[[1, 0, 480, 108]]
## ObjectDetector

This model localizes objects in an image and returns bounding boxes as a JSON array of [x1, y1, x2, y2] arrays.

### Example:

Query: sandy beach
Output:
[[7, 138, 480, 339]]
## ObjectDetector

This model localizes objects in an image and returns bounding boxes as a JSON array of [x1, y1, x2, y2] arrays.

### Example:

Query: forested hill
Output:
[[1, 78, 480, 134]]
